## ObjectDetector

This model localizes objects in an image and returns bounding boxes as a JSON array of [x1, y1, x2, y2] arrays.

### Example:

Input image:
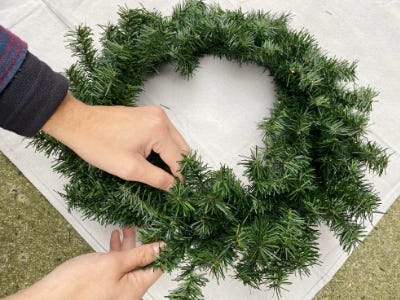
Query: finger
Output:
[[117, 242, 164, 273], [131, 155, 175, 190], [131, 266, 163, 294], [121, 227, 136, 250], [110, 230, 121, 252], [158, 107, 190, 155], [165, 119, 190, 156], [153, 139, 185, 180]]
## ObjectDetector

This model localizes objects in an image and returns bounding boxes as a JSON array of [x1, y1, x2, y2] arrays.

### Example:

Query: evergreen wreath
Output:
[[32, 1, 389, 298]]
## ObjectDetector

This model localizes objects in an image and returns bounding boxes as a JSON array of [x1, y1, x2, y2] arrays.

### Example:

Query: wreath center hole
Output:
[[138, 55, 277, 180]]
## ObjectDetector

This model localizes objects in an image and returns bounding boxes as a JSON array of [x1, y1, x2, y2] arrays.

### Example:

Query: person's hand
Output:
[[43, 92, 190, 190], [5, 227, 164, 300]]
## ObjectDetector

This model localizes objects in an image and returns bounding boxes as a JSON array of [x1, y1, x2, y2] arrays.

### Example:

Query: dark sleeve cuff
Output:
[[0, 52, 69, 137]]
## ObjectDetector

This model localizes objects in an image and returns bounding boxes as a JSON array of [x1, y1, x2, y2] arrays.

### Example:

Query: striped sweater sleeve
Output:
[[0, 25, 27, 93], [0, 25, 69, 137]]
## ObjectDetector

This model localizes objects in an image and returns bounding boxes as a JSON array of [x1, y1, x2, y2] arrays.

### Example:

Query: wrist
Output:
[[42, 92, 92, 149]]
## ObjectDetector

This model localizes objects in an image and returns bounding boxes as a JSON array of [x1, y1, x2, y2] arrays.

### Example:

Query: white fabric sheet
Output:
[[1, 0, 400, 299]]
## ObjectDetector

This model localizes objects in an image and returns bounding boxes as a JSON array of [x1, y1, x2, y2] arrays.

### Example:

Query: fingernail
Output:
[[153, 242, 166, 255]]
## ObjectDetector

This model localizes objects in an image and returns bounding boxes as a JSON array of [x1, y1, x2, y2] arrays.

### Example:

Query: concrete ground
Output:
[[1, 151, 399, 299]]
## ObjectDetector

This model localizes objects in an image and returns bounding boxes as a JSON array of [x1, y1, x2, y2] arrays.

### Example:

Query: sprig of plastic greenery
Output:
[[31, 1, 389, 299]]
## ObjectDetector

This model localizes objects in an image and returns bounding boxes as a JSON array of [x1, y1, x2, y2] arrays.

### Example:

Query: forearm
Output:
[[0, 26, 69, 137], [2, 282, 52, 300], [0, 25, 27, 93], [0, 51, 69, 137]]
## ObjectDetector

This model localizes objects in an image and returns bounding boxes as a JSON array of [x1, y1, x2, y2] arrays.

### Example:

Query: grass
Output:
[[0, 152, 92, 297]]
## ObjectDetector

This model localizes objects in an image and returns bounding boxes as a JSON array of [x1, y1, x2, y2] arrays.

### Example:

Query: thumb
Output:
[[130, 155, 175, 190], [117, 242, 163, 272]]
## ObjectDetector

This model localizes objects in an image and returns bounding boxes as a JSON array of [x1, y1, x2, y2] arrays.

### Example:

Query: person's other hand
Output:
[[43, 92, 190, 190], [5, 227, 163, 300]]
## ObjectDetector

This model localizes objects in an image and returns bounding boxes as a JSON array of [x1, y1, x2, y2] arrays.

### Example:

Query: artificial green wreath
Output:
[[32, 1, 389, 299]]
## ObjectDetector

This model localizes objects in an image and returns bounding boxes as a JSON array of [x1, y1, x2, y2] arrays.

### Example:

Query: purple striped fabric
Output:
[[0, 26, 27, 93]]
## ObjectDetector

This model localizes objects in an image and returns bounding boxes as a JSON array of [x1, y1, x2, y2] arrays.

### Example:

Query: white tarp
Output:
[[1, 0, 399, 299]]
